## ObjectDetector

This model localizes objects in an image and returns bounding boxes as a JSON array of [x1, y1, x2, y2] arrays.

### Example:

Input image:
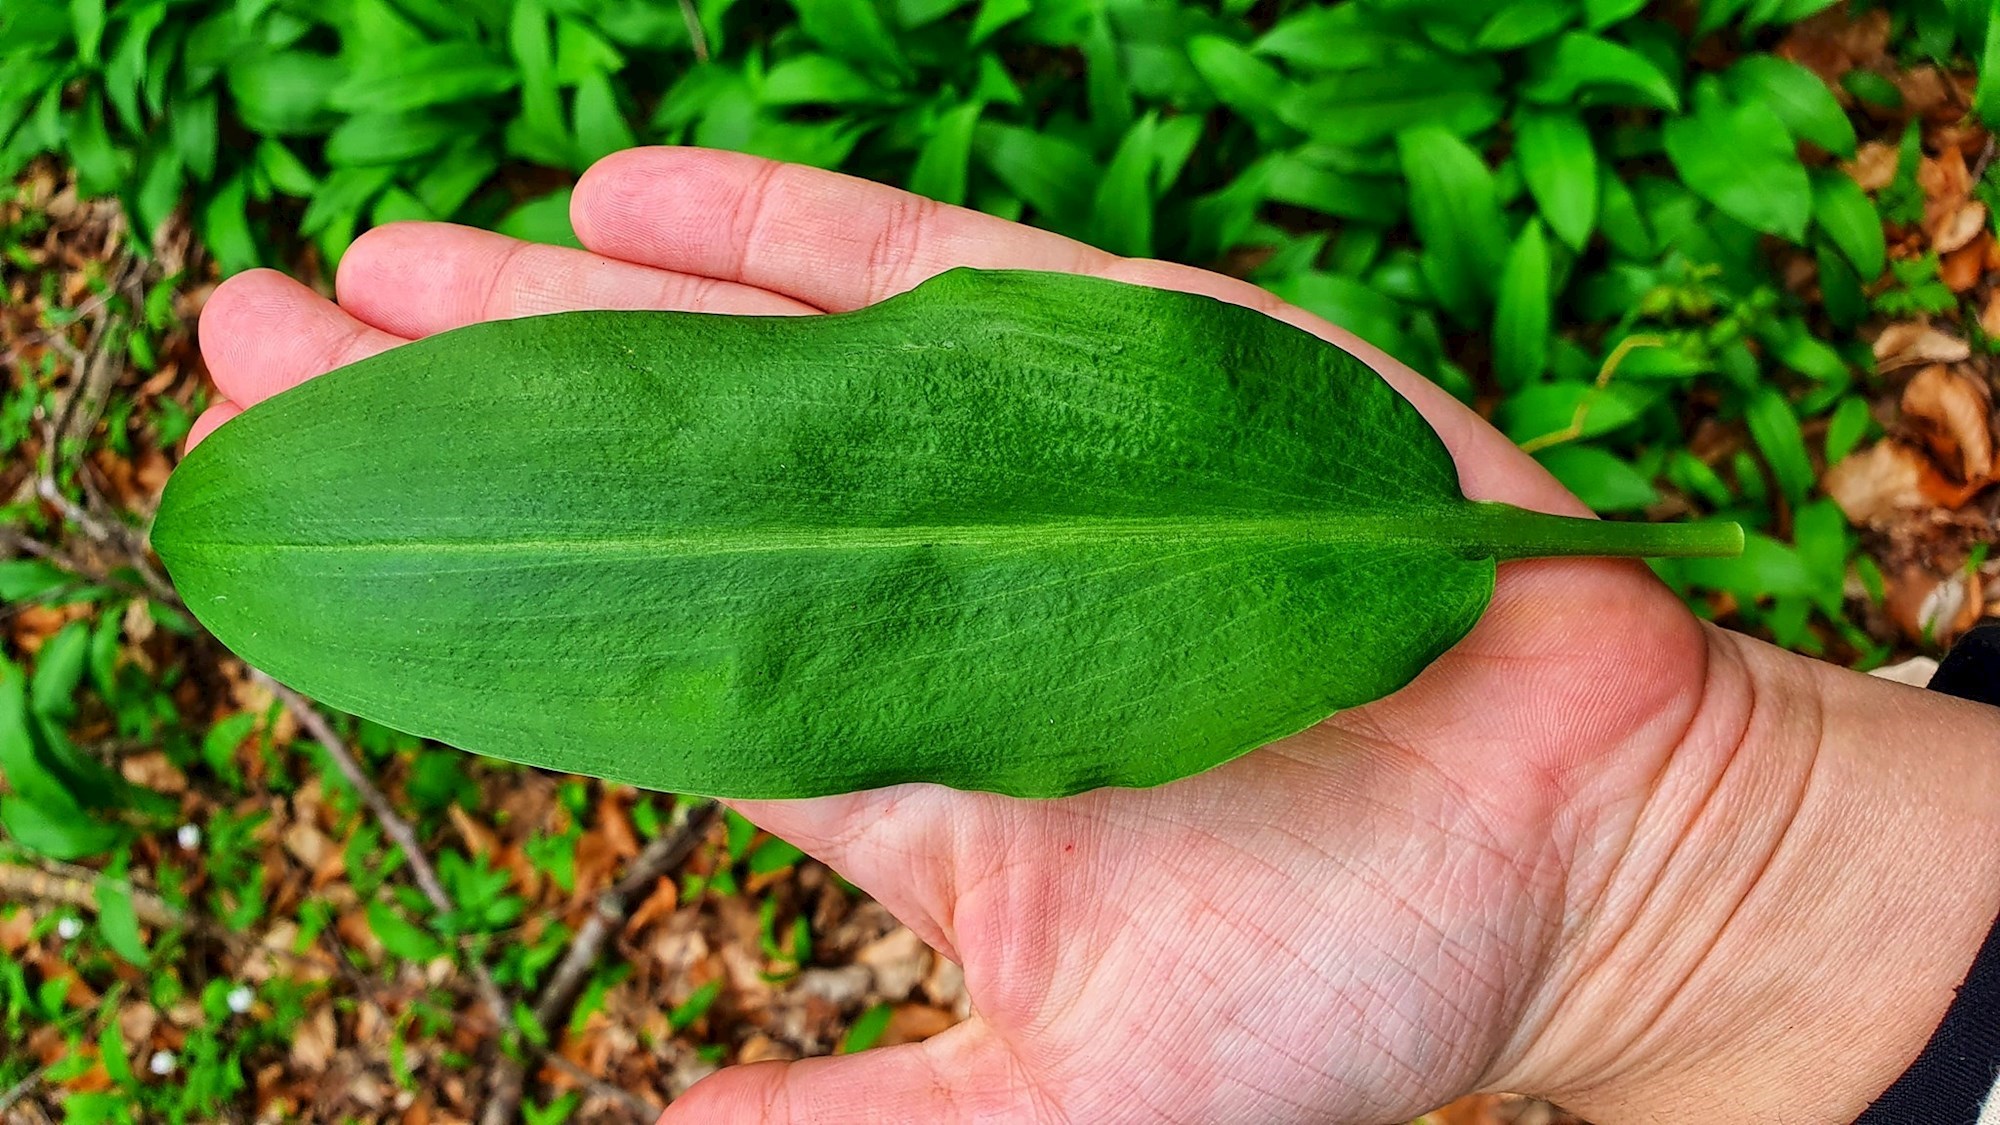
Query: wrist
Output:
[[1497, 626, 2000, 1121]]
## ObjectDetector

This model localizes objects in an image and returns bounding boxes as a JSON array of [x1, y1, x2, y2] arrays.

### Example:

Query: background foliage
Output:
[[4, 0, 2000, 1121]]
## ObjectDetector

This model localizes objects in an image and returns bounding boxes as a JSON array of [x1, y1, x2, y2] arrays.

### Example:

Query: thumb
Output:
[[659, 1019, 1057, 1124]]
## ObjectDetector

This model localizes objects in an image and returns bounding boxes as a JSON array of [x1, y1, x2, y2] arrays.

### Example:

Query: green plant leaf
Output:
[[1722, 55, 1855, 158], [1745, 388, 1812, 507], [496, 188, 583, 249], [1186, 35, 1289, 136], [1521, 32, 1681, 111], [327, 44, 518, 115], [367, 902, 446, 962], [30, 621, 89, 723], [1493, 219, 1552, 390], [973, 123, 1094, 226], [1978, 1, 2000, 129], [1398, 125, 1510, 325], [1090, 115, 1157, 257], [1536, 445, 1659, 512], [1514, 108, 1598, 250], [226, 52, 345, 136], [94, 876, 149, 965], [907, 101, 982, 206], [1663, 79, 1810, 240], [155, 271, 1739, 800], [789, 0, 909, 79], [0, 794, 121, 861], [1810, 169, 1886, 279], [1477, 0, 1578, 51], [1278, 62, 1504, 148]]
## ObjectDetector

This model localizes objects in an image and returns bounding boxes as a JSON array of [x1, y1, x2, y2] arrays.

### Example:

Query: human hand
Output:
[[189, 148, 2000, 1124]]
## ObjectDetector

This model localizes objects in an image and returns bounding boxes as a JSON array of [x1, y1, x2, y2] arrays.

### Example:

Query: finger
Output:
[[573, 147, 1102, 313], [199, 270, 406, 407], [572, 148, 1576, 511], [335, 222, 815, 340], [182, 402, 241, 454], [660, 1019, 1054, 1124]]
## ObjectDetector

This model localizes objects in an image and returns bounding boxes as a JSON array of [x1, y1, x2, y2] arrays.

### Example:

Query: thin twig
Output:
[[256, 673, 513, 1030], [539, 1051, 661, 1122], [478, 798, 718, 1125], [0, 861, 185, 928], [0, 1065, 48, 1116], [677, 0, 710, 62]]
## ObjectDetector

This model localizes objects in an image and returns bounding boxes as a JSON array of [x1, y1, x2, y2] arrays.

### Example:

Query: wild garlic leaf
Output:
[[153, 270, 1738, 800]]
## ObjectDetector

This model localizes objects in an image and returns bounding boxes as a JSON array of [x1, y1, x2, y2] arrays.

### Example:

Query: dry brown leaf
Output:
[[1873, 322, 1972, 371], [1887, 566, 1986, 645], [1825, 441, 1943, 525], [623, 877, 679, 938], [1846, 141, 1900, 192], [736, 1033, 798, 1064], [1899, 66, 1955, 118], [1903, 364, 1995, 483], [1982, 290, 2000, 339], [1931, 200, 1989, 254], [877, 1003, 957, 1048], [0, 907, 35, 954], [447, 805, 499, 861], [1944, 235, 1990, 290], [119, 751, 186, 795], [855, 927, 931, 1001]]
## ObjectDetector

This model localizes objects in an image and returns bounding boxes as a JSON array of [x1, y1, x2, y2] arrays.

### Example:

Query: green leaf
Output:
[[324, 111, 462, 166], [170, 90, 219, 182], [789, 0, 908, 79], [1824, 395, 1875, 465], [1810, 169, 1885, 279], [30, 621, 89, 722], [973, 123, 1095, 226], [907, 102, 981, 206], [668, 978, 724, 1031], [496, 189, 583, 249], [154, 271, 1740, 800], [367, 902, 446, 962], [762, 54, 890, 106], [747, 837, 807, 875], [0, 795, 121, 861], [1493, 220, 1552, 390], [1514, 108, 1598, 250], [1521, 32, 1681, 111], [1186, 35, 1289, 135], [1477, 0, 1578, 51], [1663, 79, 1811, 240], [227, 52, 344, 136], [1978, 1, 2000, 129], [95, 876, 149, 965], [1585, 0, 1648, 28], [0, 560, 70, 601], [72, 0, 107, 64], [1745, 388, 1812, 507], [1278, 62, 1504, 148], [839, 1002, 894, 1053], [1537, 445, 1659, 512], [1089, 116, 1156, 257], [571, 72, 636, 165], [327, 44, 518, 114], [1722, 55, 1856, 158], [1398, 125, 1511, 325]]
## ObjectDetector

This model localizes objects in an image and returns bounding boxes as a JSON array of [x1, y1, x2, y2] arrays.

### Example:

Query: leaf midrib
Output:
[[172, 510, 1473, 557]]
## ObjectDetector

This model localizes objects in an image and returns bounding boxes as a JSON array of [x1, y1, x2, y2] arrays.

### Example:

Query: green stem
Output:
[[1463, 502, 1744, 562]]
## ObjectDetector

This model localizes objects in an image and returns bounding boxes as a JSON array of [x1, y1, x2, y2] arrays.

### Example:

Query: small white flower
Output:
[[55, 916, 82, 941], [148, 1050, 175, 1076], [176, 823, 201, 851], [226, 985, 254, 1014]]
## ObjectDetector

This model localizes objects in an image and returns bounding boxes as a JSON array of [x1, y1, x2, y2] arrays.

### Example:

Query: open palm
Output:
[[191, 148, 1722, 1123]]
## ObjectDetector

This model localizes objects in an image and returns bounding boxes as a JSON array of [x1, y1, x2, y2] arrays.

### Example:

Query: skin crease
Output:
[[185, 148, 2000, 1124]]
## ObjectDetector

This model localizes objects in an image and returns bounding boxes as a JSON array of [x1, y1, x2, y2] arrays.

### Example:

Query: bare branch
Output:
[[479, 798, 718, 1125], [255, 673, 513, 1030]]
